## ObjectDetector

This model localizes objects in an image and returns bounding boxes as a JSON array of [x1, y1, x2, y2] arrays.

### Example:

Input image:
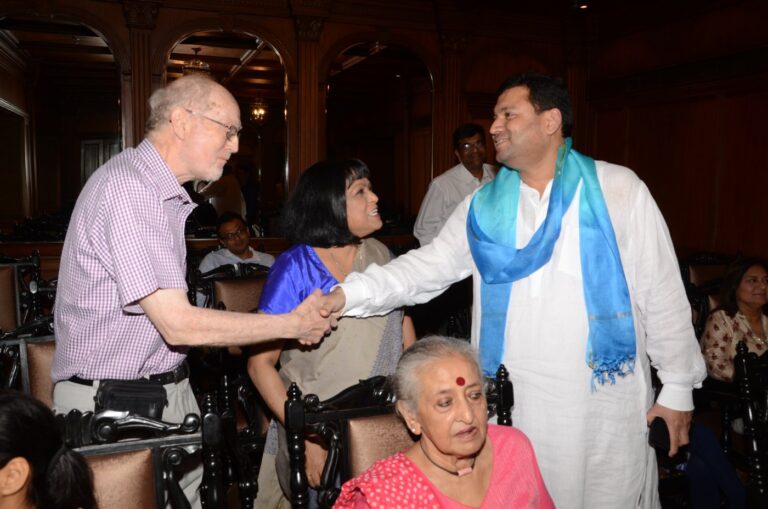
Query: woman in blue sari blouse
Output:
[[248, 159, 416, 508]]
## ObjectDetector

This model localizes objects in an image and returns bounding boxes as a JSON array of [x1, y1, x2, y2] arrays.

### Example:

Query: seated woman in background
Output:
[[702, 257, 768, 381], [248, 159, 416, 508], [0, 391, 95, 509], [334, 337, 553, 509]]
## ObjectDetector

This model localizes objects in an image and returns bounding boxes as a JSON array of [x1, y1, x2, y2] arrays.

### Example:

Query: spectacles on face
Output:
[[185, 109, 242, 141], [458, 140, 484, 152], [220, 227, 247, 241]]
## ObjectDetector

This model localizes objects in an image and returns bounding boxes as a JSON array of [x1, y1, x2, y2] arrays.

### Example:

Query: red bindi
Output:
[[456, 376, 465, 386]]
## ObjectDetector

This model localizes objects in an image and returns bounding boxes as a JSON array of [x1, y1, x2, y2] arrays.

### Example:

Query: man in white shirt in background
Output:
[[413, 123, 495, 246], [196, 212, 274, 306]]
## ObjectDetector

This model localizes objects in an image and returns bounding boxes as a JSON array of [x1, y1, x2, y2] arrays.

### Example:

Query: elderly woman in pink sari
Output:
[[334, 337, 554, 509]]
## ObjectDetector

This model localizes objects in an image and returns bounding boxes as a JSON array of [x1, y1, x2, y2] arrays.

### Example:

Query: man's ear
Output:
[[542, 108, 563, 136], [0, 457, 31, 496], [168, 107, 189, 139]]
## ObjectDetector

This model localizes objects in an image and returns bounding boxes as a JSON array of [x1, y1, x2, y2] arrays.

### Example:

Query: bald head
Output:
[[146, 74, 235, 135]]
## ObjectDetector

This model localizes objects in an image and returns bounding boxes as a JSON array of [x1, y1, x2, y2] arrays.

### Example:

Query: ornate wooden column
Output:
[[435, 34, 467, 173], [293, 15, 324, 174], [436, 33, 466, 177], [122, 0, 159, 147], [289, 0, 329, 178]]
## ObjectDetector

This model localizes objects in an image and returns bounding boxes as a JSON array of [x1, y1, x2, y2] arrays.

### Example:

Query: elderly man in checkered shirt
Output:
[[51, 74, 332, 507]]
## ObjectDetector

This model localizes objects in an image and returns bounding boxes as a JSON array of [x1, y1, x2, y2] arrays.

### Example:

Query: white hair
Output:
[[393, 336, 481, 412], [145, 74, 219, 134]]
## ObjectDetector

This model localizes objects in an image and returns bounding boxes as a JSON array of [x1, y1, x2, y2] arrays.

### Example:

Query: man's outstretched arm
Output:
[[140, 287, 333, 347]]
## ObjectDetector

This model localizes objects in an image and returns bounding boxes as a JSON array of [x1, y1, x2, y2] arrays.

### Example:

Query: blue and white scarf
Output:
[[467, 138, 636, 386]]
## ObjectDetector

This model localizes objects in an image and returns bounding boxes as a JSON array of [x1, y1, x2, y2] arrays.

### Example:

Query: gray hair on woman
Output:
[[393, 336, 482, 412]]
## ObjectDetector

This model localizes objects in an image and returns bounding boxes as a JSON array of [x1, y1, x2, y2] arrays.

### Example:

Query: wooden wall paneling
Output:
[[592, 68, 768, 260], [462, 46, 555, 95], [0, 110, 26, 219], [591, 107, 628, 167], [623, 98, 721, 256], [33, 134, 62, 215], [717, 90, 768, 259], [592, 0, 768, 83], [566, 62, 592, 150], [410, 126, 432, 217]]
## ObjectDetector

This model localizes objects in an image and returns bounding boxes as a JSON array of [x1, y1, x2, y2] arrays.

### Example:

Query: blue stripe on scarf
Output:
[[466, 139, 636, 385]]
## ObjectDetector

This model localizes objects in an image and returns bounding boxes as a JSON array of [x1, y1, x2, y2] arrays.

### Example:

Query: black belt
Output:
[[68, 362, 189, 386]]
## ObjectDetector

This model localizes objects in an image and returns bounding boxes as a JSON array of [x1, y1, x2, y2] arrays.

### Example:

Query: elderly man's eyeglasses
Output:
[[185, 109, 242, 141], [221, 227, 247, 241], [459, 140, 484, 152]]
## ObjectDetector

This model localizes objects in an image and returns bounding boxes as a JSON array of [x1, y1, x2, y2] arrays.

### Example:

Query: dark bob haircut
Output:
[[496, 72, 573, 138], [716, 257, 768, 318], [281, 159, 371, 247], [452, 124, 485, 150]]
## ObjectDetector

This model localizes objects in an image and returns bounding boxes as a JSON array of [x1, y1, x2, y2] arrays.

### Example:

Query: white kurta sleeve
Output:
[[342, 196, 475, 316], [624, 178, 706, 411]]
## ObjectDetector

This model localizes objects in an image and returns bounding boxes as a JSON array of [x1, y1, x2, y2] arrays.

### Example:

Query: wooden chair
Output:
[[63, 394, 225, 509], [212, 273, 268, 313], [209, 273, 270, 435], [0, 253, 48, 332], [284, 365, 513, 509], [0, 338, 21, 390], [82, 443, 161, 509], [190, 261, 268, 309], [17, 335, 56, 407], [78, 433, 211, 509], [733, 340, 768, 507], [679, 252, 735, 338], [207, 275, 270, 507], [0, 265, 17, 332]]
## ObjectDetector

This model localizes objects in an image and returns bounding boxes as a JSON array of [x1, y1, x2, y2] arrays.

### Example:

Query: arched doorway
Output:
[[0, 16, 121, 220], [325, 43, 433, 232], [166, 30, 287, 235]]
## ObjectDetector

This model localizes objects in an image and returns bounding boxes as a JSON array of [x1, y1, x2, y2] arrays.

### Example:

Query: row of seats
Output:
[[4, 248, 737, 507], [680, 252, 768, 506], [11, 325, 514, 508]]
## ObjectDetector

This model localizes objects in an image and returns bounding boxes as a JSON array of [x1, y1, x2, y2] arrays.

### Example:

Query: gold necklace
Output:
[[418, 439, 476, 477]]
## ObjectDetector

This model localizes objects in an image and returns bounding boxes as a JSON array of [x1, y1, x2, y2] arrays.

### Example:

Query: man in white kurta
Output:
[[414, 123, 495, 246], [321, 74, 706, 508]]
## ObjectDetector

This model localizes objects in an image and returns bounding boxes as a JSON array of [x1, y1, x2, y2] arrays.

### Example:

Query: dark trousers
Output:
[[685, 423, 746, 509]]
